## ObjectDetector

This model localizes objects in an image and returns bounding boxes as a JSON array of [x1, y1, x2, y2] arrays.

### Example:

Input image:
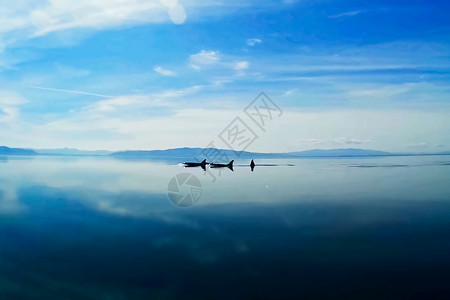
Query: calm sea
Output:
[[1, 155, 450, 298]]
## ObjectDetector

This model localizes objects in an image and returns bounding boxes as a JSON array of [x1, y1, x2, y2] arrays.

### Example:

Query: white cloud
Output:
[[233, 61, 249, 71], [189, 50, 220, 70], [0, 91, 27, 106], [0, 91, 27, 123], [153, 66, 177, 76], [2, 94, 450, 153], [159, 0, 178, 8], [29, 0, 170, 36], [213, 79, 233, 86], [246, 38, 261, 46], [69, 85, 202, 115], [0, 0, 194, 49], [85, 95, 149, 113], [188, 50, 251, 75], [167, 2, 186, 24], [232, 60, 250, 76], [0, 0, 262, 53]]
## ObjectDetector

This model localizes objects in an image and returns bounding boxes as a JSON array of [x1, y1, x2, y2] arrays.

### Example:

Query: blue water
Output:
[[1, 155, 450, 298]]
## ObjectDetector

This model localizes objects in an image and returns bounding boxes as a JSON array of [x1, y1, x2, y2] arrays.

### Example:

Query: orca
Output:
[[250, 159, 255, 171], [183, 159, 207, 169], [210, 160, 234, 171]]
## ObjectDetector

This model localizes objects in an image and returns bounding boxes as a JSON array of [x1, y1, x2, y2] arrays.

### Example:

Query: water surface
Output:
[[1, 155, 450, 298]]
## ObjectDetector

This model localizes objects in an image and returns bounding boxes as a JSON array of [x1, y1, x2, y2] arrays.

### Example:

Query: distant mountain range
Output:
[[110, 147, 391, 159], [111, 147, 268, 158], [0, 146, 37, 156], [1, 145, 449, 158]]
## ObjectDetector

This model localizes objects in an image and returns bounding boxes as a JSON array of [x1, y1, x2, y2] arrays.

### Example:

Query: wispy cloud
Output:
[[161, 0, 186, 25], [87, 96, 144, 112], [2, 88, 450, 152], [246, 38, 261, 46], [83, 84, 204, 115], [233, 61, 250, 76], [233, 61, 249, 71], [30, 86, 113, 98], [0, 91, 27, 123], [189, 50, 220, 70], [26, 0, 196, 36], [153, 66, 177, 76], [0, 0, 257, 53], [29, 1, 167, 36], [333, 138, 374, 145], [329, 10, 364, 19]]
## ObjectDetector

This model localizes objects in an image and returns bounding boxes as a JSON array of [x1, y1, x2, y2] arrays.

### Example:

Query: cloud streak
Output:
[[329, 10, 365, 19], [29, 86, 114, 98]]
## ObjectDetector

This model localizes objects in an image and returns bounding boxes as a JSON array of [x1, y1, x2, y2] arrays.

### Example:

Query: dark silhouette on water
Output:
[[182, 158, 293, 172], [250, 159, 255, 171], [183, 159, 207, 170], [210, 160, 234, 171]]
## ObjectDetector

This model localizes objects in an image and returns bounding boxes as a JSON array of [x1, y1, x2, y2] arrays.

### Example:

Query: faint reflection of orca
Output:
[[250, 159, 255, 171], [210, 160, 234, 171], [183, 159, 207, 171]]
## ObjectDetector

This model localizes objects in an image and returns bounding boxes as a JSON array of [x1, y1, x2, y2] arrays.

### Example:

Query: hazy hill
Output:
[[110, 147, 268, 159], [0, 146, 37, 156], [110, 147, 391, 159], [0, 146, 415, 158]]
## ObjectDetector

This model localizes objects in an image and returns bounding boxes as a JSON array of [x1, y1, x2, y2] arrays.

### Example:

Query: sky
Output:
[[0, 0, 449, 152]]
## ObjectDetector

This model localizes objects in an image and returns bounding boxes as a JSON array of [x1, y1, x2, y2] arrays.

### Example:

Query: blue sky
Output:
[[0, 0, 449, 152]]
